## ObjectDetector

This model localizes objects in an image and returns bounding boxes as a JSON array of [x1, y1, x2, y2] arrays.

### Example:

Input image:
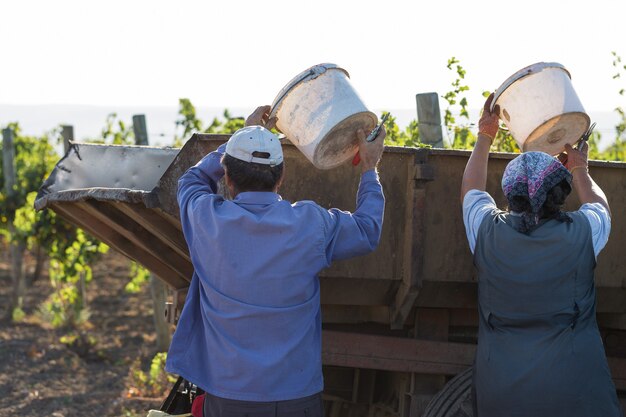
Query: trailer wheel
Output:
[[422, 367, 473, 417]]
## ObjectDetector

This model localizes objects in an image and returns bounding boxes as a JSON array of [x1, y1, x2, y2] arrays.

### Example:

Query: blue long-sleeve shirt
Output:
[[166, 143, 385, 401]]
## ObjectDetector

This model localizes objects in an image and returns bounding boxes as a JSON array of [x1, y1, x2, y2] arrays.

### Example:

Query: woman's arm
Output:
[[562, 141, 611, 216], [460, 94, 499, 202]]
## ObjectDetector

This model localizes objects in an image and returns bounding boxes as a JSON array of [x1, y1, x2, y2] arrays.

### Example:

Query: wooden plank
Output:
[[399, 163, 422, 319], [76, 200, 194, 280], [598, 313, 626, 331], [416, 281, 477, 309], [158, 208, 184, 232], [322, 305, 391, 325], [114, 202, 190, 261], [321, 330, 475, 376], [415, 308, 449, 341], [319, 277, 396, 306], [322, 330, 626, 390], [417, 282, 624, 317], [604, 330, 626, 357], [391, 158, 429, 328], [607, 357, 626, 391], [51, 202, 190, 289], [597, 287, 626, 313], [413, 308, 451, 410], [449, 309, 479, 327]]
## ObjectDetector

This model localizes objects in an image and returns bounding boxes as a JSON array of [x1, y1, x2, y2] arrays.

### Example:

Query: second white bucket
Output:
[[270, 64, 377, 169], [491, 62, 590, 155]]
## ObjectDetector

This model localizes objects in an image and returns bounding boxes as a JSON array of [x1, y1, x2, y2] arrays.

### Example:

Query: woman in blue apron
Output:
[[460, 94, 622, 417]]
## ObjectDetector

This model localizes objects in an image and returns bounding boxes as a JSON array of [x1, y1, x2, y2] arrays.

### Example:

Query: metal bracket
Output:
[[414, 164, 435, 181]]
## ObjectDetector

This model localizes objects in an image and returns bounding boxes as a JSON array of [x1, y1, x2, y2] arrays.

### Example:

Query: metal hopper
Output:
[[35, 134, 626, 415], [35, 134, 437, 328]]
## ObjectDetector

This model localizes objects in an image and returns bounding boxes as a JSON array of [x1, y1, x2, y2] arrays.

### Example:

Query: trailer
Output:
[[35, 134, 626, 416]]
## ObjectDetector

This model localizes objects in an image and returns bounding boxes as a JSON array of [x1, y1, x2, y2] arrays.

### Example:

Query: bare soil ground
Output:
[[0, 248, 169, 417]]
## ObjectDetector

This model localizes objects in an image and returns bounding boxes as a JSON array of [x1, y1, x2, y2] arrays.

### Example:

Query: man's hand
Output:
[[245, 105, 278, 130], [478, 93, 500, 141], [357, 126, 385, 173]]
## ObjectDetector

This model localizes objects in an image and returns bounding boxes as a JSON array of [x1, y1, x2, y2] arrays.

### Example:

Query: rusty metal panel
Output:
[[155, 134, 230, 217], [418, 150, 626, 325], [582, 160, 626, 289], [35, 142, 188, 289], [168, 135, 427, 284], [35, 136, 626, 329], [153, 134, 430, 327], [35, 136, 429, 319], [37, 142, 178, 199], [34, 136, 626, 407]]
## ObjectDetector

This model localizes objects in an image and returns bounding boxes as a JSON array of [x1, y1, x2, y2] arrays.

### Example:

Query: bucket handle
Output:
[[269, 64, 349, 120]]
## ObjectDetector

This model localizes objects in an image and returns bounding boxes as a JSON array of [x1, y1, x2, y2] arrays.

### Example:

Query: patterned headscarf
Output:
[[501, 152, 573, 233]]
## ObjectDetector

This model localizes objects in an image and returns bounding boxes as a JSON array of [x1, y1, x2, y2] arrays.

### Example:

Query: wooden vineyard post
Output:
[[31, 126, 74, 285], [61, 125, 90, 310], [61, 125, 74, 154], [416, 93, 444, 148], [2, 127, 26, 319], [133, 114, 171, 352]]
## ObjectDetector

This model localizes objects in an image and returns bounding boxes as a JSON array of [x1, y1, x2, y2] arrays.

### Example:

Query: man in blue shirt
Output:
[[166, 105, 386, 417]]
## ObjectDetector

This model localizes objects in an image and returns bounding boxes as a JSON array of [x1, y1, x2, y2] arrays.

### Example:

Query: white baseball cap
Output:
[[225, 126, 283, 166]]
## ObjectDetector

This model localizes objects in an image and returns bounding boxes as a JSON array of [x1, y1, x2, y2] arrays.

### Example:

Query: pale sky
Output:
[[1, 0, 625, 114]]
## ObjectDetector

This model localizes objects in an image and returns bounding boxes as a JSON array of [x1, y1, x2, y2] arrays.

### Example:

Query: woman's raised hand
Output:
[[478, 93, 500, 142]]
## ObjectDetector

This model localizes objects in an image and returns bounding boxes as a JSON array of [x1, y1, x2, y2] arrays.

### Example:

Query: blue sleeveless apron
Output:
[[472, 211, 622, 417]]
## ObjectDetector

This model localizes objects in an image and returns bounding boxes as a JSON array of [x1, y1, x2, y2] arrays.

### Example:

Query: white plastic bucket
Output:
[[491, 62, 590, 155], [270, 63, 377, 169]]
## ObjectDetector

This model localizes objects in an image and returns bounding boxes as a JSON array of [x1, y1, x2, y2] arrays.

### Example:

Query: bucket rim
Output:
[[269, 63, 350, 120], [490, 62, 570, 112]]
